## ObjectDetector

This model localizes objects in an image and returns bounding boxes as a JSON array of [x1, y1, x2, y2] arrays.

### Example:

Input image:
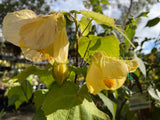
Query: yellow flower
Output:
[[2, 9, 69, 64], [86, 51, 138, 95]]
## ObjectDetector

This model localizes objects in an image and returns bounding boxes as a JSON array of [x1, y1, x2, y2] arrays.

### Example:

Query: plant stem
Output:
[[80, 40, 91, 67], [72, 13, 79, 84], [70, 14, 92, 83], [79, 20, 92, 67], [116, 99, 127, 119], [69, 13, 92, 83], [80, 19, 92, 37], [74, 39, 78, 83], [124, 0, 133, 26]]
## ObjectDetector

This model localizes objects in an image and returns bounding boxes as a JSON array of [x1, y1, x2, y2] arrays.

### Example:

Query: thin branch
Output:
[[71, 15, 92, 83], [124, 0, 133, 26], [69, 14, 77, 21], [80, 40, 91, 67], [80, 19, 92, 37], [127, 0, 133, 17], [73, 13, 79, 84]]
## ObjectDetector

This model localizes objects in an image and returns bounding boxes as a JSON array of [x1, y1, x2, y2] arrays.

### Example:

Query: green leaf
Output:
[[33, 110, 47, 120], [98, 93, 116, 120], [148, 86, 160, 101], [124, 19, 137, 49], [42, 82, 82, 115], [133, 54, 146, 77], [21, 80, 33, 101], [101, 0, 110, 5], [33, 89, 48, 111], [96, 36, 119, 58], [145, 17, 160, 27], [78, 35, 119, 62], [34, 70, 54, 88], [68, 71, 76, 81], [79, 84, 92, 101], [7, 80, 33, 109], [0, 109, 6, 118], [14, 66, 38, 82], [8, 95, 19, 106], [81, 10, 115, 26], [46, 99, 109, 120], [42, 82, 109, 120], [93, 4, 103, 13], [125, 26, 136, 40], [8, 86, 27, 109], [68, 65, 87, 77], [79, 16, 92, 36], [89, 39, 101, 51], [78, 37, 90, 58], [90, 0, 99, 4], [136, 12, 149, 18], [14, 66, 54, 88], [114, 26, 135, 48]]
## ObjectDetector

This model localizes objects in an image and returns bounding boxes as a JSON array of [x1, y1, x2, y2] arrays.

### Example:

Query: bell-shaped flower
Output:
[[86, 51, 139, 95], [2, 9, 69, 64]]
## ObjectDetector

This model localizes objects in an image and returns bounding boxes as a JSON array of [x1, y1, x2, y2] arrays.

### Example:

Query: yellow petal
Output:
[[43, 27, 69, 63], [43, 13, 69, 63], [124, 59, 139, 72], [86, 63, 127, 94], [92, 51, 129, 79], [86, 62, 106, 95], [2, 9, 37, 46], [86, 51, 139, 94], [21, 48, 54, 64], [21, 25, 69, 64], [3, 10, 69, 64], [19, 14, 58, 49]]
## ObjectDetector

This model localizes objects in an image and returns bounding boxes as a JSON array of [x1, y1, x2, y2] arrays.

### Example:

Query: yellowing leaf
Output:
[[80, 10, 135, 48], [81, 10, 115, 26]]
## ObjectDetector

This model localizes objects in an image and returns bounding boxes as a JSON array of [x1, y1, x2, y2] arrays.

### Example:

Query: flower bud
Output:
[[52, 64, 68, 85]]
